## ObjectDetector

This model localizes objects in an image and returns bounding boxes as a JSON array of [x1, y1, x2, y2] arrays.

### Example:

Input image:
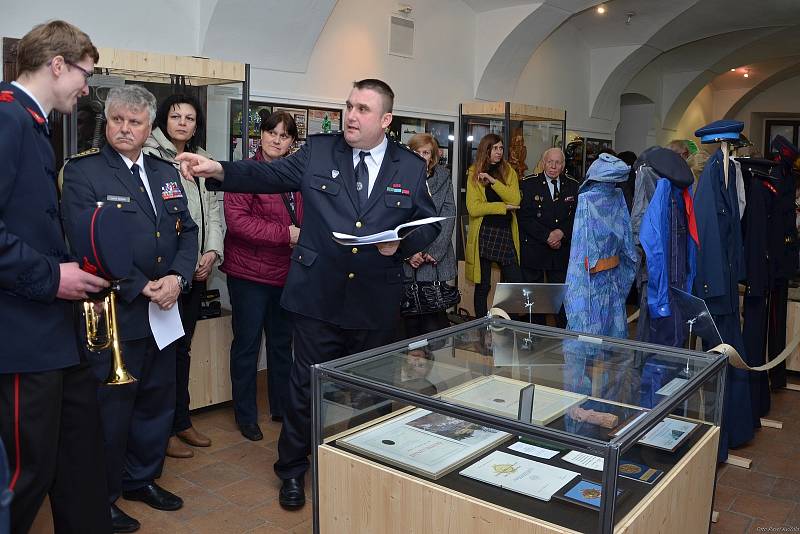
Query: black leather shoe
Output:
[[279, 477, 306, 509], [110, 503, 140, 533], [239, 423, 263, 441], [122, 483, 183, 511]]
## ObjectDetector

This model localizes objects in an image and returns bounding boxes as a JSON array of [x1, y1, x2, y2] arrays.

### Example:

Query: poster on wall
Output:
[[401, 123, 424, 144], [308, 109, 342, 134], [274, 107, 308, 139], [230, 101, 272, 138]]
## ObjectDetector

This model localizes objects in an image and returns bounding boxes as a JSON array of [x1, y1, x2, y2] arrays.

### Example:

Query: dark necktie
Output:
[[355, 151, 370, 207], [131, 163, 154, 215], [551, 178, 560, 201]]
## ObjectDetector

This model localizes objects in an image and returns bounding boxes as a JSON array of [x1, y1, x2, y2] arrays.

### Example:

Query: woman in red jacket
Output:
[[221, 111, 302, 440]]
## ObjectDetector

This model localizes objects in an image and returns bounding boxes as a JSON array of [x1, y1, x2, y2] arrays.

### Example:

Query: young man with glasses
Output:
[[0, 20, 112, 533]]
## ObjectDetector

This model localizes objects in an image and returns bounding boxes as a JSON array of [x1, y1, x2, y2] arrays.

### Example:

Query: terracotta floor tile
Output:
[[214, 476, 281, 509], [710, 511, 752, 534], [771, 478, 800, 501], [163, 485, 229, 522], [252, 498, 313, 530], [731, 492, 795, 523], [246, 524, 291, 533], [714, 484, 742, 511], [181, 460, 251, 491], [719, 467, 779, 494], [184, 503, 267, 534]]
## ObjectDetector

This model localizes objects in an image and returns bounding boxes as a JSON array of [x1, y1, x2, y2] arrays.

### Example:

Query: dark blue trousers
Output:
[[227, 276, 294, 424], [274, 314, 395, 480], [91, 336, 175, 502]]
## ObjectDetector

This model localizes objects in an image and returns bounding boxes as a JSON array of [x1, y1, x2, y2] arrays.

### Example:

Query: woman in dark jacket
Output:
[[402, 133, 457, 337], [221, 112, 302, 440]]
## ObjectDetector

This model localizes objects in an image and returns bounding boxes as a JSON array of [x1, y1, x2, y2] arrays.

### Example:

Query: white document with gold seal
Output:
[[459, 450, 579, 501]]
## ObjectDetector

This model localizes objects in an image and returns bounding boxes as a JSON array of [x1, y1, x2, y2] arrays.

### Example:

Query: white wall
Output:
[[615, 100, 656, 155], [512, 22, 617, 155], [663, 85, 713, 146], [732, 75, 800, 135]]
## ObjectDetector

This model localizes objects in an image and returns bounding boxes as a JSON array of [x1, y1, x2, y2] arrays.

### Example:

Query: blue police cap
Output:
[[694, 120, 744, 144], [72, 204, 134, 281]]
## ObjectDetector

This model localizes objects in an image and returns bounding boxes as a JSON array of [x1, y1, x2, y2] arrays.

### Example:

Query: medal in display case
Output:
[[311, 317, 726, 534]]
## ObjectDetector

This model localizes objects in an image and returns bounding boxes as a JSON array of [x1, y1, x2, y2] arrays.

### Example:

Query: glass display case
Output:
[[456, 102, 566, 258], [311, 318, 725, 534]]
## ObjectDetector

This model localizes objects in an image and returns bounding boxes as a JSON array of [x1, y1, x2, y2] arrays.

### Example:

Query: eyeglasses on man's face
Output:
[[65, 60, 93, 81]]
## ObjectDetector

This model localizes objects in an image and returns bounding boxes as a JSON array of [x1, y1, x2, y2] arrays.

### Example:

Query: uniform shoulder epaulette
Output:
[[66, 147, 100, 160], [394, 141, 425, 162], [0, 90, 14, 103], [564, 174, 580, 184]]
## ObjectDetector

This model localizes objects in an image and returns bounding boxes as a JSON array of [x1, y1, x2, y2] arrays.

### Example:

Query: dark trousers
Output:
[[0, 364, 111, 534], [91, 336, 176, 502], [473, 257, 522, 319], [274, 314, 395, 480], [743, 295, 771, 421], [521, 267, 567, 328], [768, 281, 789, 389], [228, 276, 294, 423], [401, 311, 450, 339], [173, 280, 206, 433]]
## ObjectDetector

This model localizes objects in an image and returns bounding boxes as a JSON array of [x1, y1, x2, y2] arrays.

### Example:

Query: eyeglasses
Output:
[[65, 61, 93, 81]]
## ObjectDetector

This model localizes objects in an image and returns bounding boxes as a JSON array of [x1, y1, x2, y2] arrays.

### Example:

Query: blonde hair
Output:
[[407, 133, 439, 174], [687, 149, 710, 183]]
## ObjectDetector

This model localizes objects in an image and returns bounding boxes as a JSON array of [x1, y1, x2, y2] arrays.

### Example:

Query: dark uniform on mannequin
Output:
[[518, 147, 578, 327], [175, 79, 439, 511], [62, 85, 198, 533], [0, 20, 112, 534]]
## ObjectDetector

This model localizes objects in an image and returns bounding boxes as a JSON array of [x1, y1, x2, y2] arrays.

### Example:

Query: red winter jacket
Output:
[[220, 153, 303, 286]]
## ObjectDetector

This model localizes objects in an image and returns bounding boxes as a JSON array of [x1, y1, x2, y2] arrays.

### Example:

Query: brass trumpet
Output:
[[84, 285, 136, 385]]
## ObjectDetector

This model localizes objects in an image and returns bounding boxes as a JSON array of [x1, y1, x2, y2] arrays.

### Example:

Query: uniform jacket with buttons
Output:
[[209, 133, 439, 330], [61, 143, 198, 341], [0, 81, 79, 373], [143, 127, 224, 268], [517, 172, 578, 271]]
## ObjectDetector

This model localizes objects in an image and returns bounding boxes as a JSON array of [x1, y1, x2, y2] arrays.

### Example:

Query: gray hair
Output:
[[541, 147, 565, 162], [104, 85, 156, 124]]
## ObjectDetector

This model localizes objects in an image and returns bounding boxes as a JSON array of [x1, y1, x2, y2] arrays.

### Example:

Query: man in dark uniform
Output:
[[517, 147, 578, 327], [176, 79, 439, 510], [61, 85, 198, 533], [0, 20, 112, 534]]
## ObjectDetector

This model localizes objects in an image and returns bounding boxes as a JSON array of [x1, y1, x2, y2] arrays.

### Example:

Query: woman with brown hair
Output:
[[402, 133, 456, 337], [465, 133, 522, 319]]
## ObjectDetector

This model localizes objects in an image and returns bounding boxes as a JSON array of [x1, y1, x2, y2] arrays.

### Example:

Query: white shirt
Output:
[[351, 136, 388, 197], [11, 81, 48, 124], [118, 151, 157, 212], [544, 173, 561, 200]]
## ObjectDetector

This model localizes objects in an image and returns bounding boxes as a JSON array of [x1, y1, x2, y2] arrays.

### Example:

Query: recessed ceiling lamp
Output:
[[730, 68, 736, 72], [743, 69, 750, 78], [596, 5, 606, 14]]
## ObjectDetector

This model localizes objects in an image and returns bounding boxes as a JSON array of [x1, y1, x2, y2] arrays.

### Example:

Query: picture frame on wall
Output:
[[274, 106, 308, 139], [308, 108, 342, 134]]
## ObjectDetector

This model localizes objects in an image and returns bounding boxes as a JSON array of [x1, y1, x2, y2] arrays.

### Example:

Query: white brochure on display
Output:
[[337, 408, 512, 479], [459, 450, 579, 501], [637, 417, 698, 452], [441, 375, 587, 425]]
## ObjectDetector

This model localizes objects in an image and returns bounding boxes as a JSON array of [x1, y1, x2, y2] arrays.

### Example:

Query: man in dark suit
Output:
[[0, 20, 112, 534], [62, 85, 198, 533], [176, 79, 439, 509], [517, 148, 578, 327]]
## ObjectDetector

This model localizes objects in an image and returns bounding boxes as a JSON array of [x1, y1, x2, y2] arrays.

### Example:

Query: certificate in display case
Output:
[[312, 318, 726, 534]]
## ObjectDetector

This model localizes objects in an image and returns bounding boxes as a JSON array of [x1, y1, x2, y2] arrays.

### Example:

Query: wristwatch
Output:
[[174, 274, 189, 292]]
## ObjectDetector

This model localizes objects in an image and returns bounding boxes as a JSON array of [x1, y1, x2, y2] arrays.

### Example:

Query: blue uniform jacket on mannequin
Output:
[[208, 133, 440, 330], [692, 148, 754, 459]]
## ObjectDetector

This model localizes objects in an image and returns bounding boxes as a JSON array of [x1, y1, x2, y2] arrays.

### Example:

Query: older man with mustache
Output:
[[61, 84, 198, 533]]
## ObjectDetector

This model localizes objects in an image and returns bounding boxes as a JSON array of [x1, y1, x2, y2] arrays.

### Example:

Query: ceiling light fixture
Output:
[[730, 68, 736, 72], [597, 5, 606, 14], [743, 72, 749, 78], [625, 12, 635, 25]]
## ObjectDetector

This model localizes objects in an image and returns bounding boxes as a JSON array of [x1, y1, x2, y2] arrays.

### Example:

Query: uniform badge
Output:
[[26, 107, 45, 125], [534, 195, 540, 201], [161, 181, 183, 200], [564, 196, 575, 202], [331, 170, 340, 178], [356, 181, 363, 191], [0, 91, 13, 103]]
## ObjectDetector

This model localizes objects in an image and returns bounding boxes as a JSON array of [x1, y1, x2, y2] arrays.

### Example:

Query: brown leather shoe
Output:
[[177, 426, 212, 447], [166, 435, 193, 458]]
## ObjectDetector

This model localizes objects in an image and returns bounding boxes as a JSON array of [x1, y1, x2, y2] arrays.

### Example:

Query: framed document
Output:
[[637, 417, 699, 452], [337, 408, 511, 479], [459, 450, 579, 501], [442, 376, 586, 425]]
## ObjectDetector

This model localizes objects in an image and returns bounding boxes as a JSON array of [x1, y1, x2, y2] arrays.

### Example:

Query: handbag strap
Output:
[[280, 192, 300, 227]]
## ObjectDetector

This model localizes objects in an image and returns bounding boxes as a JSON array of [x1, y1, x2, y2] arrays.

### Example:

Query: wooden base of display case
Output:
[[188, 313, 233, 410], [317, 427, 719, 534]]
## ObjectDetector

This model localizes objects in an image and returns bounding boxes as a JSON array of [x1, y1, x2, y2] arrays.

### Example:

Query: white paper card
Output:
[[508, 442, 559, 459], [148, 302, 184, 350], [562, 450, 604, 471], [655, 377, 689, 396], [638, 417, 698, 450], [459, 450, 579, 501]]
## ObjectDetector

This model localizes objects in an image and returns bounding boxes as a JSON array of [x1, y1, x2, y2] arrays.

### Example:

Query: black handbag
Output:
[[400, 265, 461, 316]]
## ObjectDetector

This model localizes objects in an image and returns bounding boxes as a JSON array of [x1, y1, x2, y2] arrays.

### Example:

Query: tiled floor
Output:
[[27, 371, 800, 533]]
